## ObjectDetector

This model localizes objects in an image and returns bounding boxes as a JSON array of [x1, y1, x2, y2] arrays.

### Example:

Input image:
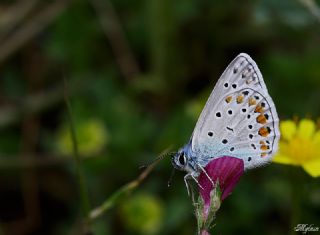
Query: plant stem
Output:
[[88, 149, 170, 221], [63, 78, 91, 226]]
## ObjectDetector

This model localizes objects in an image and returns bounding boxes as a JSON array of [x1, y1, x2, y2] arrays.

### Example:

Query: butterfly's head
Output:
[[171, 149, 194, 173]]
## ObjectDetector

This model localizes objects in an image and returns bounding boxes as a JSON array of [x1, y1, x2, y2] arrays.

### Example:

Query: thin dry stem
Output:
[[90, 0, 140, 81], [0, 0, 39, 42], [299, 0, 320, 23], [89, 149, 170, 221], [0, 0, 70, 64]]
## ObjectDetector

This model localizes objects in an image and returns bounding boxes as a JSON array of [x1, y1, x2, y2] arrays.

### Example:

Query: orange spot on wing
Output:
[[236, 95, 244, 104], [261, 152, 267, 157], [225, 96, 232, 103], [255, 104, 264, 113], [249, 97, 256, 106], [258, 127, 270, 137], [260, 145, 268, 151], [256, 114, 267, 124]]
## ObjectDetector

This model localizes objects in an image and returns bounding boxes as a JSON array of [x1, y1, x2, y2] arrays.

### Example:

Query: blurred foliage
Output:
[[120, 192, 164, 234], [0, 0, 320, 235]]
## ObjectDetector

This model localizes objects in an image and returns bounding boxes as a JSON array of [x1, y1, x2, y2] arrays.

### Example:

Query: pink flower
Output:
[[197, 156, 244, 223], [199, 156, 244, 201]]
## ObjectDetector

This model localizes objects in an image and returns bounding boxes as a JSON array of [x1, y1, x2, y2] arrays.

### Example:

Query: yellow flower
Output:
[[56, 119, 108, 156], [273, 119, 320, 177]]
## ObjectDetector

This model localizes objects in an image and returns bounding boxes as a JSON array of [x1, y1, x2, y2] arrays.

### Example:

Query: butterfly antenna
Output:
[[167, 168, 176, 187], [139, 151, 176, 169]]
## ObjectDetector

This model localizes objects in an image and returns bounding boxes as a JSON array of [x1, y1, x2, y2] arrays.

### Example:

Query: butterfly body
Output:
[[172, 53, 280, 184]]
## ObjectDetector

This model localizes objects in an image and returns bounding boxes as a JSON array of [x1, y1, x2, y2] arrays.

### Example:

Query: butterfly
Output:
[[171, 53, 280, 192]]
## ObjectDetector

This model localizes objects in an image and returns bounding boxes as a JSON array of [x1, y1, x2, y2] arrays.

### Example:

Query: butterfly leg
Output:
[[184, 173, 204, 196], [197, 164, 215, 188], [183, 174, 192, 196], [191, 174, 204, 190]]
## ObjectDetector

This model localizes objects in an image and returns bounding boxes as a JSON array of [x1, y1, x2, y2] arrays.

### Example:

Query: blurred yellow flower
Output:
[[56, 119, 108, 156], [120, 193, 164, 234], [273, 119, 320, 177]]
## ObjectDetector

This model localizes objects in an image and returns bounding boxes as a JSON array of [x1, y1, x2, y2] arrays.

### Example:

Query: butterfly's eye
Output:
[[178, 153, 186, 166]]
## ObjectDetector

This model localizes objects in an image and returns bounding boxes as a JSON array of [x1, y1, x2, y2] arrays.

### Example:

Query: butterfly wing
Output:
[[191, 53, 280, 170]]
